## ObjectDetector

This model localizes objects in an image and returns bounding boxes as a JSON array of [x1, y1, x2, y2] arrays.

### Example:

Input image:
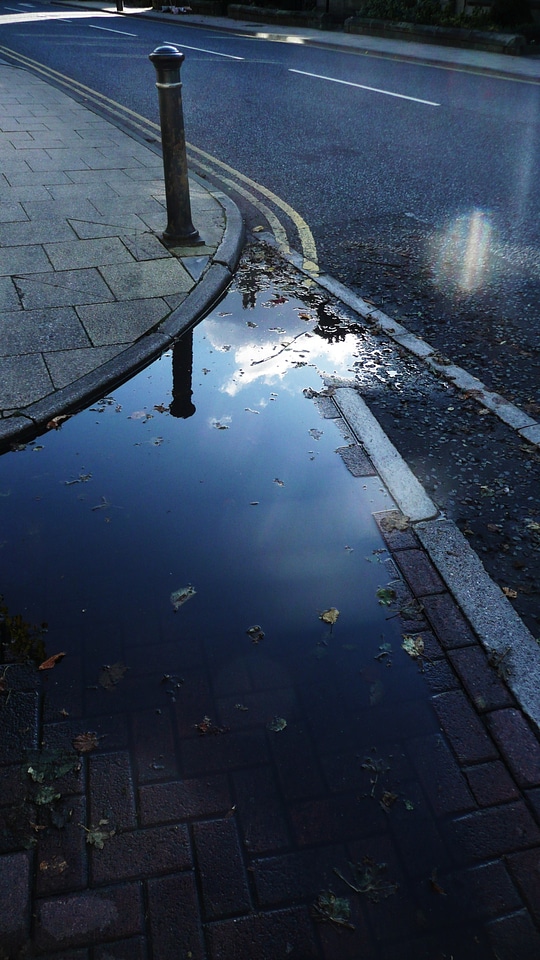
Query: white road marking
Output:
[[163, 40, 243, 60], [289, 68, 440, 106], [88, 24, 138, 36]]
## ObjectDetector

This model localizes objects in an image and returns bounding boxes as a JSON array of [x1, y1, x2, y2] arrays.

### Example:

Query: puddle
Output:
[[0, 249, 497, 957]]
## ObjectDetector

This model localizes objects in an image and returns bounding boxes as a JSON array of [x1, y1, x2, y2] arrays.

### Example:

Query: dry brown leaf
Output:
[[38, 652, 66, 671], [502, 586, 518, 598], [72, 732, 100, 754]]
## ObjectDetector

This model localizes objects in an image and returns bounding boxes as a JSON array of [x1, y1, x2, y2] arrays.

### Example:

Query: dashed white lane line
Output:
[[289, 68, 440, 106]]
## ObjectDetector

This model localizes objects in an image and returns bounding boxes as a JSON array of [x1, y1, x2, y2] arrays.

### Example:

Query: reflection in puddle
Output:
[[0, 248, 498, 958]]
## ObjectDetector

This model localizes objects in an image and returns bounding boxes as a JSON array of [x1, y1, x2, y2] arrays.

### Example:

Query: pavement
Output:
[[0, 55, 244, 447], [3, 12, 540, 959]]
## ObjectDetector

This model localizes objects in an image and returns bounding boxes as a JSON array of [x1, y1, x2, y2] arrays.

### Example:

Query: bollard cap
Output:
[[149, 45, 185, 70]]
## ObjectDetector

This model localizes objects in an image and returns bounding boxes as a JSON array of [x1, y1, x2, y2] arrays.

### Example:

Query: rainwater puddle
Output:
[[0, 253, 496, 958]]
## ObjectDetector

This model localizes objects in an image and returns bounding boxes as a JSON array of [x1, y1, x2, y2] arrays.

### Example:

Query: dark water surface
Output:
[[0, 256, 499, 958]]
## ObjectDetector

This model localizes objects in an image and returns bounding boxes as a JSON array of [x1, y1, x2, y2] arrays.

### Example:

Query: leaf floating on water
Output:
[[319, 607, 339, 625], [267, 716, 287, 732], [80, 819, 115, 849], [46, 414, 71, 431], [170, 585, 196, 612], [311, 891, 355, 930], [380, 790, 398, 810], [375, 642, 393, 664], [273, 478, 285, 487], [38, 652, 66, 671], [98, 662, 128, 691], [194, 716, 227, 736], [334, 858, 398, 903], [252, 225, 265, 233], [72, 732, 100, 754], [64, 472, 92, 486], [235, 703, 249, 712], [309, 428, 323, 441], [376, 587, 396, 607], [402, 635, 425, 659], [246, 624, 265, 644], [153, 404, 168, 414]]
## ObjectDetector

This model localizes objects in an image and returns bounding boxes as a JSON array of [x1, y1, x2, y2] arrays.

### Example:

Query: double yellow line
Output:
[[0, 44, 318, 272]]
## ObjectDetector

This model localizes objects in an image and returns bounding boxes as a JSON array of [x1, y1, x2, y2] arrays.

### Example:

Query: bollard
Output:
[[149, 45, 202, 246], [116, 0, 124, 10]]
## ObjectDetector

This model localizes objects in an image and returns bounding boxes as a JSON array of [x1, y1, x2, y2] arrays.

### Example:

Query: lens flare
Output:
[[431, 209, 493, 294]]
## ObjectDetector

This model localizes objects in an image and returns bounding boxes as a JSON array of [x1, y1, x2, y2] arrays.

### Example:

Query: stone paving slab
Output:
[[0, 60, 244, 445]]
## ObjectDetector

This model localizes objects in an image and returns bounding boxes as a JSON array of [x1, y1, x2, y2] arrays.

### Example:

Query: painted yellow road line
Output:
[[188, 142, 319, 273], [0, 44, 319, 271], [191, 157, 290, 253]]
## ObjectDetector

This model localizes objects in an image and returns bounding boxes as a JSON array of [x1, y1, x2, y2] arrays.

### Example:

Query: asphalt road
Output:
[[1, 3, 539, 632], [1, 5, 539, 408]]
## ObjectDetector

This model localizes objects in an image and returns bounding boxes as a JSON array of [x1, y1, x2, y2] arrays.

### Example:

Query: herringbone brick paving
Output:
[[3, 458, 540, 958]]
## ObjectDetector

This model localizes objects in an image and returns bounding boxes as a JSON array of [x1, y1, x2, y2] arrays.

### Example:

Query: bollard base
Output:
[[162, 227, 205, 247]]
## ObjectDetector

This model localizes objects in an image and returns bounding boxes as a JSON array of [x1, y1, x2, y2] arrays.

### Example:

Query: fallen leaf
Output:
[[194, 716, 227, 735], [380, 790, 398, 810], [39, 857, 68, 874], [311, 891, 354, 930], [334, 858, 398, 903], [378, 511, 410, 532], [72, 732, 100, 754], [154, 404, 168, 413], [319, 607, 339, 625], [502, 586, 518, 598], [252, 225, 265, 233], [246, 624, 265, 643], [430, 869, 447, 896], [46, 414, 71, 430], [80, 819, 115, 849], [267, 716, 287, 732], [376, 587, 396, 607], [402, 635, 425, 659], [98, 662, 128, 691], [170, 585, 196, 611], [38, 652, 66, 671]]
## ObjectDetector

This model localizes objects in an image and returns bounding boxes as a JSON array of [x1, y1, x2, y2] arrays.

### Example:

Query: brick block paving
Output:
[[464, 760, 521, 807], [89, 750, 137, 830], [34, 882, 145, 951], [147, 872, 205, 960], [450, 802, 540, 862], [192, 818, 251, 920], [138, 773, 232, 826], [232, 765, 291, 854], [448, 645, 515, 712], [392, 549, 445, 596], [89, 823, 191, 885], [432, 689, 499, 764], [204, 906, 319, 960], [36, 795, 87, 896], [6, 509, 540, 957], [487, 708, 540, 788], [0, 851, 31, 953]]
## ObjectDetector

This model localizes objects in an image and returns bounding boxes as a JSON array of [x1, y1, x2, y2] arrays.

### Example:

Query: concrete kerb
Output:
[[331, 386, 540, 735], [0, 189, 244, 448]]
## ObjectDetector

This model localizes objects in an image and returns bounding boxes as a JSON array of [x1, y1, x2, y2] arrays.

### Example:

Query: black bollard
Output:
[[149, 45, 202, 246], [116, 0, 124, 10]]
